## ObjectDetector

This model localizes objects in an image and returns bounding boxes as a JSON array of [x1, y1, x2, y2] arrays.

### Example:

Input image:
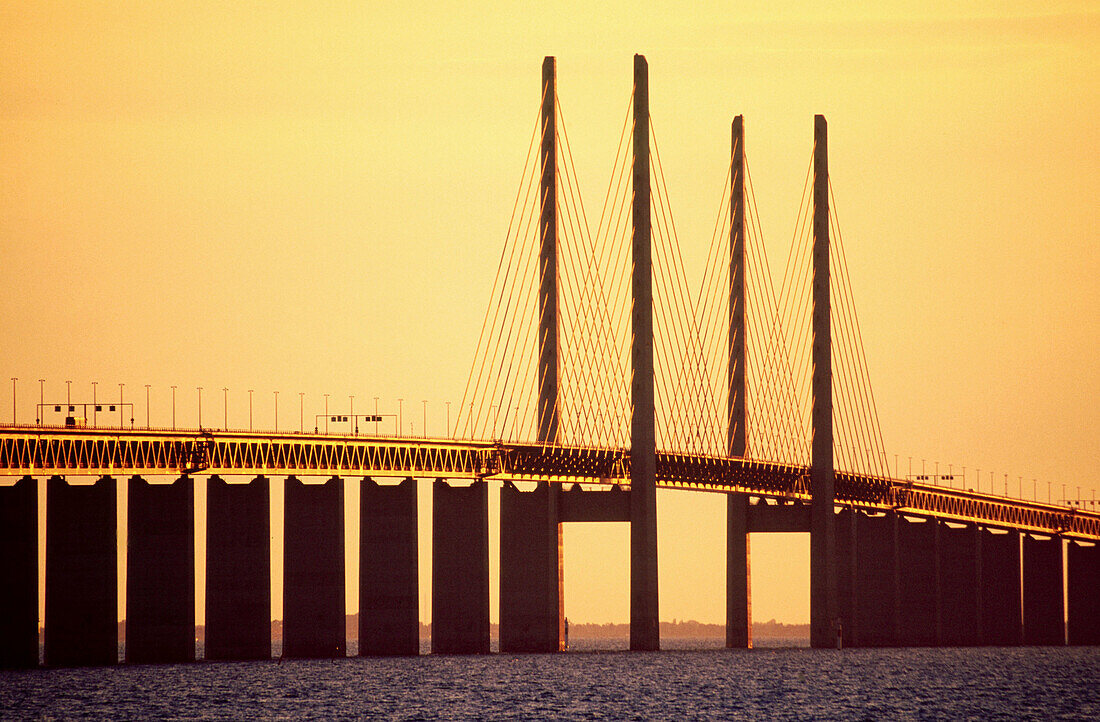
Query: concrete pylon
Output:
[[809, 114, 837, 648], [726, 114, 752, 649], [629, 53, 659, 651]]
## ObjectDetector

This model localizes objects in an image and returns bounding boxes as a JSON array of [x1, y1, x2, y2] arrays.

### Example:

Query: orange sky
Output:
[[2, 2, 1098, 627]]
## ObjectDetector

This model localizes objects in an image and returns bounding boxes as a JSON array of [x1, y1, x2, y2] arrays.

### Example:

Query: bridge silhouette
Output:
[[1, 55, 1098, 667]]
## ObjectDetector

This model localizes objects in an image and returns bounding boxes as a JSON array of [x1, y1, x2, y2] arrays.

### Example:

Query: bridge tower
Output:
[[630, 53, 660, 651], [726, 116, 752, 648], [809, 114, 838, 648]]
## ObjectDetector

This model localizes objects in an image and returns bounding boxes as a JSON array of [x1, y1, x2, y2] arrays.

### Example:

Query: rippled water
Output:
[[4, 642, 1098, 720]]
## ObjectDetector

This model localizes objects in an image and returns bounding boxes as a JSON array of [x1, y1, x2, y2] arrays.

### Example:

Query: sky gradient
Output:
[[2, 2, 1097, 626]]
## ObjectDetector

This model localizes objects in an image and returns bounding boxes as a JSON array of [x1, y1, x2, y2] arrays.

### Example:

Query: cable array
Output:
[[456, 91, 890, 479]]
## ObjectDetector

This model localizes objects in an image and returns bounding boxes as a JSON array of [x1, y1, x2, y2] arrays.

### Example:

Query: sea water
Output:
[[3, 641, 1098, 720]]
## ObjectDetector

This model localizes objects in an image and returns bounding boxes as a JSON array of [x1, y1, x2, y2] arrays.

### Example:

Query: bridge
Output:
[[1, 55, 1098, 667]]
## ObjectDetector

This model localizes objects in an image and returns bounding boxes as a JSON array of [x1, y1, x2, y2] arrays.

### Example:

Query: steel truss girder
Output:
[[1, 427, 1096, 539]]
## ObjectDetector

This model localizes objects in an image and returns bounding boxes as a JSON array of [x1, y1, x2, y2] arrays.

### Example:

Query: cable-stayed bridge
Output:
[[1, 56, 1097, 667]]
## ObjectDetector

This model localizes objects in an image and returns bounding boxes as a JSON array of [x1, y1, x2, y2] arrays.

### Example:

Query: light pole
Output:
[[37, 379, 44, 426], [92, 381, 98, 427], [299, 392, 304, 433], [350, 395, 355, 434], [10, 377, 15, 425], [422, 400, 427, 437], [222, 387, 229, 430], [397, 398, 403, 437], [324, 393, 330, 433], [119, 383, 125, 428], [197, 387, 203, 429], [66, 380, 72, 414], [446, 401, 451, 438], [274, 391, 279, 432], [171, 386, 177, 430], [248, 389, 254, 431], [374, 397, 379, 434], [145, 384, 151, 428]]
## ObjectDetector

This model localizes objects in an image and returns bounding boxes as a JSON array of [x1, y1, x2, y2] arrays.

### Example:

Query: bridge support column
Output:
[[854, 512, 898, 646], [938, 523, 982, 646], [284, 476, 345, 658], [725, 494, 751, 648], [980, 528, 1022, 645], [1067, 541, 1100, 645], [629, 52, 660, 653], [206, 475, 271, 660], [432, 480, 490, 654], [45, 475, 117, 666], [0, 476, 39, 668], [1022, 534, 1065, 645], [897, 517, 939, 646], [360, 477, 419, 656], [809, 114, 837, 648], [836, 508, 855, 647], [500, 481, 563, 652], [126, 476, 195, 663]]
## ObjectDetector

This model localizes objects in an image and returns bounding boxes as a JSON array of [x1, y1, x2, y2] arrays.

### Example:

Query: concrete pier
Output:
[[836, 509, 856, 648], [854, 512, 897, 647], [283, 476, 345, 658], [0, 477, 38, 668], [896, 517, 938, 646], [980, 528, 1022, 645], [432, 480, 490, 654], [45, 476, 117, 667], [206, 476, 271, 660], [500, 481, 563, 653], [725, 494, 751, 648], [126, 476, 195, 663], [1067, 541, 1100, 645], [1022, 535, 1065, 645], [938, 523, 982, 646], [360, 477, 419, 656]]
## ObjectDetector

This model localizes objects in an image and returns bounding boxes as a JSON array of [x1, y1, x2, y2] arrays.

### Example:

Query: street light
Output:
[[92, 381, 98, 427], [197, 387, 203, 429], [397, 399, 404, 436], [171, 386, 177, 430], [119, 383, 126, 428], [10, 377, 16, 425], [273, 390, 279, 432], [323, 393, 330, 433], [446, 401, 451, 438], [248, 389, 254, 431], [350, 395, 355, 434], [37, 379, 44, 426], [374, 397, 379, 434], [145, 384, 151, 429], [299, 392, 304, 433], [222, 388, 229, 430], [422, 400, 427, 437]]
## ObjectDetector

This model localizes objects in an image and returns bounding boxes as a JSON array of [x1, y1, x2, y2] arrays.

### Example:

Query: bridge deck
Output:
[[1, 426, 1096, 540]]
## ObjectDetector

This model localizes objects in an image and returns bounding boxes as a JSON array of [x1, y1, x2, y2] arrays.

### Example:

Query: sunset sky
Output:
[[2, 2, 1097, 628]]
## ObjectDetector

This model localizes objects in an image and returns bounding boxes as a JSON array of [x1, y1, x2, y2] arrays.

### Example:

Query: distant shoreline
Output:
[[95, 616, 809, 643]]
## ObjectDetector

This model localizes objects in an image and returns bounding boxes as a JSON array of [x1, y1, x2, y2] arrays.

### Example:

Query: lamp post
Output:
[[248, 389, 254, 431], [37, 379, 44, 426], [66, 380, 71, 413], [299, 392, 304, 433], [119, 383, 125, 428], [145, 384, 151, 429], [171, 386, 177, 430], [397, 399, 404, 437], [197, 387, 203, 429], [92, 381, 98, 427], [274, 391, 279, 432], [10, 377, 15, 425], [323, 393, 330, 433], [350, 395, 355, 434], [374, 397, 379, 434], [222, 388, 229, 430], [422, 400, 427, 437], [446, 401, 451, 438]]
